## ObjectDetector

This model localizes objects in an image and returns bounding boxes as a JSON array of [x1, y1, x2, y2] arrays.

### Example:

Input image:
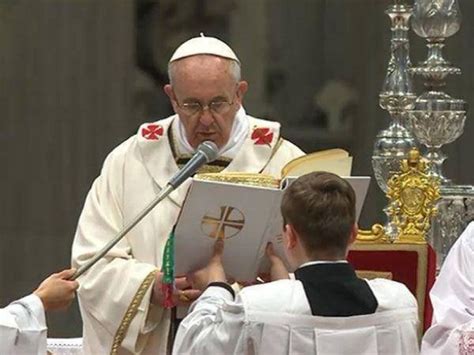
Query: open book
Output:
[[174, 149, 368, 282], [281, 148, 352, 177]]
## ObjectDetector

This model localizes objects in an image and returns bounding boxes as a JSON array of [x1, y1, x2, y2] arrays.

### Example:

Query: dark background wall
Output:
[[1, 0, 473, 337]]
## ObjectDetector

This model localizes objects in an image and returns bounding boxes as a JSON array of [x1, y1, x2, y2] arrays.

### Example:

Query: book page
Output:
[[174, 179, 282, 282], [283, 156, 352, 177], [281, 149, 352, 177]]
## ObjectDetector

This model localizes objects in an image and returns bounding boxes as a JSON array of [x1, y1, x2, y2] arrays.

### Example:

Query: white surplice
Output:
[[421, 222, 474, 355], [173, 278, 419, 355], [0, 294, 47, 355], [71, 111, 304, 355]]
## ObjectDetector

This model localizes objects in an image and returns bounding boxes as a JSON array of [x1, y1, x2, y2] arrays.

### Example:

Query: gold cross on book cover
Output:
[[174, 149, 370, 282]]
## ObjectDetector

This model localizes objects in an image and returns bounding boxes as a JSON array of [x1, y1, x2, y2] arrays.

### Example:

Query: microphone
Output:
[[169, 140, 219, 188], [71, 140, 219, 280]]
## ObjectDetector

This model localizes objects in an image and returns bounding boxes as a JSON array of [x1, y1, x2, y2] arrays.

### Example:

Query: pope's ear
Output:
[[164, 85, 178, 112], [236, 81, 248, 99], [164, 84, 174, 99]]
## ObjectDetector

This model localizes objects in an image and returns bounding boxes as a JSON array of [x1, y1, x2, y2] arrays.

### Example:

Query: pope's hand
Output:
[[266, 242, 290, 281], [187, 238, 226, 291], [151, 273, 201, 306], [33, 268, 79, 311]]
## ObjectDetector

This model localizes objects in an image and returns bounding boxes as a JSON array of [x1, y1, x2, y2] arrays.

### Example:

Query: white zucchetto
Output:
[[169, 33, 240, 64]]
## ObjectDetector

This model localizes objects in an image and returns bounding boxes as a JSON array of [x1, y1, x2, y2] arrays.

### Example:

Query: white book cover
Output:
[[174, 176, 370, 282]]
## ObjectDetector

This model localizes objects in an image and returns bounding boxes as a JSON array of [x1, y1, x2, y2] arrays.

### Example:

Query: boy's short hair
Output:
[[281, 172, 356, 257]]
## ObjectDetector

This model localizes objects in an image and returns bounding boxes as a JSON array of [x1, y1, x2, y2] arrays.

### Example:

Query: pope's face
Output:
[[164, 55, 248, 149]]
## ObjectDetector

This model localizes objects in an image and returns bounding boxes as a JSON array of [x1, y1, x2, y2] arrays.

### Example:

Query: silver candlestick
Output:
[[408, 0, 474, 267], [411, 0, 461, 80], [371, 1, 418, 240], [372, 1, 417, 195], [407, 0, 466, 185]]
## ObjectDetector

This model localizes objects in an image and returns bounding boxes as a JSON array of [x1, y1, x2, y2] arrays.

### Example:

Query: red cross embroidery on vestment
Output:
[[251, 127, 273, 146], [141, 124, 164, 140]]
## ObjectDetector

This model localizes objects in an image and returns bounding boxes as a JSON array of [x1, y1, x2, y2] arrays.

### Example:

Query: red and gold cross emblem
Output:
[[251, 127, 273, 146], [141, 124, 164, 140], [201, 206, 245, 239]]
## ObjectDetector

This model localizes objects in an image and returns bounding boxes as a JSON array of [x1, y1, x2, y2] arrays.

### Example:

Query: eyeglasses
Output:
[[175, 98, 235, 117]]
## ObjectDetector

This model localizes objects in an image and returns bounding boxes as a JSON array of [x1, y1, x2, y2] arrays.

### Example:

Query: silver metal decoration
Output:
[[371, 0, 419, 242], [429, 190, 474, 268], [408, 0, 474, 266], [372, 0, 417, 195], [408, 0, 466, 185], [411, 0, 461, 79], [408, 104, 465, 185]]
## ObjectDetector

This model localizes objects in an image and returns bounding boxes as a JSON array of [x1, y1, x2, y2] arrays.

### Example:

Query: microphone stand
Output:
[[70, 184, 174, 280], [69, 140, 218, 281]]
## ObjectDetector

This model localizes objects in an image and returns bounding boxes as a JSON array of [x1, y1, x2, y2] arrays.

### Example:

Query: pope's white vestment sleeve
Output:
[[0, 294, 47, 355], [421, 222, 474, 355], [72, 146, 161, 354], [172, 286, 246, 354]]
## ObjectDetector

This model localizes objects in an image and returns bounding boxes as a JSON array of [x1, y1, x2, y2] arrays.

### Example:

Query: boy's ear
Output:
[[348, 223, 358, 245], [285, 224, 298, 249]]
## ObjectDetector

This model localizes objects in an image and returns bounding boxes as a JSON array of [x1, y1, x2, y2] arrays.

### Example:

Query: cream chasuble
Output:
[[71, 113, 304, 355]]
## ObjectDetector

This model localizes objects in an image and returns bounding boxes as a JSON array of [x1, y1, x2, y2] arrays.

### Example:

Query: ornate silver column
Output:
[[408, 0, 466, 186], [407, 0, 474, 266], [372, 0, 417, 240]]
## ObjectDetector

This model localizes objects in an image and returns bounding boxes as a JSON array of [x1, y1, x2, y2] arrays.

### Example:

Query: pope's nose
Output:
[[199, 108, 214, 126]]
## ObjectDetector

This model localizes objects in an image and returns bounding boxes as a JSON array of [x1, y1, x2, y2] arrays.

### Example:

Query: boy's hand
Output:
[[188, 238, 226, 291], [266, 242, 290, 281]]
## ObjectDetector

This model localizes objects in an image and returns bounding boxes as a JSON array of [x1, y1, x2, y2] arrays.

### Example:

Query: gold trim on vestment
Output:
[[110, 270, 158, 355], [168, 123, 180, 162]]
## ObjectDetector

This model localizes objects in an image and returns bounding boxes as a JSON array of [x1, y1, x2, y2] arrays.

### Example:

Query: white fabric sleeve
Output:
[[10, 294, 46, 327], [0, 294, 47, 355], [172, 286, 247, 354], [71, 147, 161, 353], [421, 223, 474, 355]]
